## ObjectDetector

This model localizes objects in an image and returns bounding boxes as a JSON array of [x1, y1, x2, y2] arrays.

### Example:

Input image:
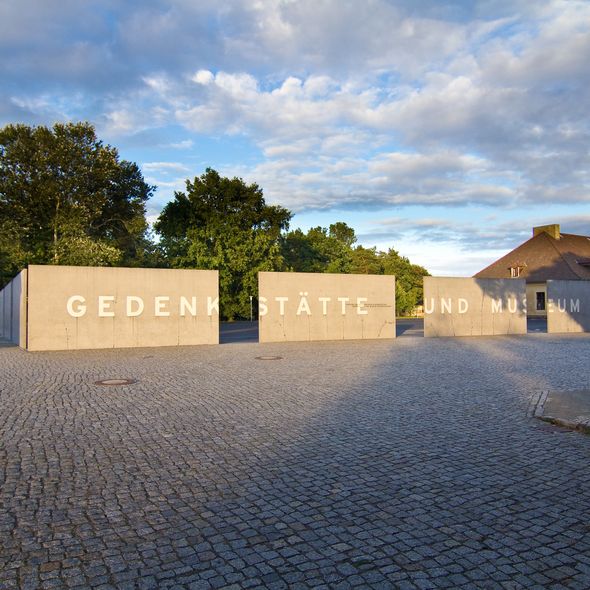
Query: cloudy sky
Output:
[[1, 0, 589, 275]]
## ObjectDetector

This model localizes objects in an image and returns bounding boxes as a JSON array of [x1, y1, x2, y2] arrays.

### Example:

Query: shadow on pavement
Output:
[[396, 318, 423, 337], [527, 317, 548, 333], [221, 319, 426, 343], [220, 316, 549, 342], [220, 321, 259, 344]]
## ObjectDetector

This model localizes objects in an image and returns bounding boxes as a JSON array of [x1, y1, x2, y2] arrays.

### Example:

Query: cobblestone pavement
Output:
[[1, 334, 590, 590]]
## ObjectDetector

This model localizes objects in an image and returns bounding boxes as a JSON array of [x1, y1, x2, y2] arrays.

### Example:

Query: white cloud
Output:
[[142, 162, 190, 174], [158, 0, 589, 212], [143, 75, 173, 94], [163, 139, 194, 149], [103, 109, 137, 135], [2, 0, 589, 269], [191, 69, 215, 85]]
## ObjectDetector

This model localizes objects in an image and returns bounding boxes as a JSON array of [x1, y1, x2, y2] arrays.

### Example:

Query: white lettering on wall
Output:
[[549, 298, 581, 314], [155, 296, 170, 317], [67, 295, 87, 318], [207, 297, 219, 316], [179, 296, 197, 317], [258, 294, 378, 317], [337, 297, 349, 315], [98, 295, 115, 317], [275, 297, 288, 316], [425, 297, 527, 315], [319, 297, 331, 316], [296, 292, 311, 316], [357, 297, 368, 315], [126, 296, 144, 317], [259, 296, 268, 317], [66, 294, 215, 317]]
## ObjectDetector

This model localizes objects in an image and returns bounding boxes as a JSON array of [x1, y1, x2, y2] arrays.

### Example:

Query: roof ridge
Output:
[[551, 233, 587, 278], [474, 229, 590, 281]]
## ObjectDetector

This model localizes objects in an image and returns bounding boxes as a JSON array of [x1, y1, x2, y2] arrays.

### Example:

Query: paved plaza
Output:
[[1, 333, 590, 589]]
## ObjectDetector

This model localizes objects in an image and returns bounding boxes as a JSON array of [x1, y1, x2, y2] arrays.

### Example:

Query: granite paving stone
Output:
[[1, 334, 590, 588]]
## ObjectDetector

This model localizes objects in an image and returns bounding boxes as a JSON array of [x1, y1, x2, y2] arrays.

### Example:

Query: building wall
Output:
[[0, 280, 9, 341], [26, 266, 219, 351], [547, 280, 590, 333], [424, 277, 527, 337], [526, 282, 547, 317], [0, 270, 27, 347], [259, 272, 396, 343]]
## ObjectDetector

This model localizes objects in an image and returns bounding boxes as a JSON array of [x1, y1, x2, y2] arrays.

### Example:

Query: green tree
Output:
[[379, 248, 429, 315], [350, 245, 382, 275], [185, 226, 284, 320], [282, 222, 356, 273], [155, 168, 291, 320], [0, 122, 153, 284], [281, 228, 319, 272]]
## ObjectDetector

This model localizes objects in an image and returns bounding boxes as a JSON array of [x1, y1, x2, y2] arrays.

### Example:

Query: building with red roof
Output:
[[475, 224, 590, 316]]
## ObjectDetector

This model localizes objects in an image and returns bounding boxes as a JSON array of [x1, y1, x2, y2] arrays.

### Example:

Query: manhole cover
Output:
[[255, 356, 283, 361], [95, 378, 137, 386]]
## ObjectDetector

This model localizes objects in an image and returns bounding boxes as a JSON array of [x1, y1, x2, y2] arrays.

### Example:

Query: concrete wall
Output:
[[259, 272, 396, 343], [547, 280, 590, 333], [0, 270, 27, 346], [26, 266, 219, 351], [424, 277, 527, 337], [0, 281, 9, 341]]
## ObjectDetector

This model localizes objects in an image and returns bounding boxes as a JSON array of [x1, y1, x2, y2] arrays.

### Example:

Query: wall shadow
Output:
[[491, 254, 589, 333], [424, 278, 527, 337], [396, 318, 423, 337], [546, 279, 590, 333], [220, 321, 259, 343], [4, 335, 590, 588], [527, 317, 547, 333], [211, 336, 590, 586]]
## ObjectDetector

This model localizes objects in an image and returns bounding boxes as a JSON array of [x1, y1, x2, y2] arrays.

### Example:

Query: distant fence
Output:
[[258, 271, 396, 342]]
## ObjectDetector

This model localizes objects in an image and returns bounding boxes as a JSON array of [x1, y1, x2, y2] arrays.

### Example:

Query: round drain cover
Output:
[[255, 356, 283, 361], [95, 378, 137, 386]]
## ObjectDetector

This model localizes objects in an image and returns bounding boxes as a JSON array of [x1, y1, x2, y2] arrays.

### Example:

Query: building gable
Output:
[[475, 226, 590, 282]]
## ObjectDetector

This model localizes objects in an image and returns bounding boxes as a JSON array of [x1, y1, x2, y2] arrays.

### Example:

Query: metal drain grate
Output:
[[95, 378, 137, 386]]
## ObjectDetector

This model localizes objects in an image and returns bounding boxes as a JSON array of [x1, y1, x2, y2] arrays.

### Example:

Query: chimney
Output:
[[533, 224, 560, 240]]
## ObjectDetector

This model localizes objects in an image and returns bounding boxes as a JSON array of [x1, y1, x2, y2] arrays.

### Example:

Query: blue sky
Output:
[[1, 0, 589, 275]]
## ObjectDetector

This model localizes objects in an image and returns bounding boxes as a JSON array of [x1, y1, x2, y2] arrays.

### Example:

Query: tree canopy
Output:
[[0, 122, 430, 317], [155, 171, 429, 318], [0, 122, 154, 284], [281, 223, 355, 274], [155, 168, 291, 319], [281, 225, 429, 315]]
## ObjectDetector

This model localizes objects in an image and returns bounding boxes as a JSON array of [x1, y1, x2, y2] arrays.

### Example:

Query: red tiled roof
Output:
[[474, 232, 590, 282]]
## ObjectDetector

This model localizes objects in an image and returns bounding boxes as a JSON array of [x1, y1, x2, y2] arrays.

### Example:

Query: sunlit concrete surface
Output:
[[259, 272, 396, 343], [1, 334, 590, 589]]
